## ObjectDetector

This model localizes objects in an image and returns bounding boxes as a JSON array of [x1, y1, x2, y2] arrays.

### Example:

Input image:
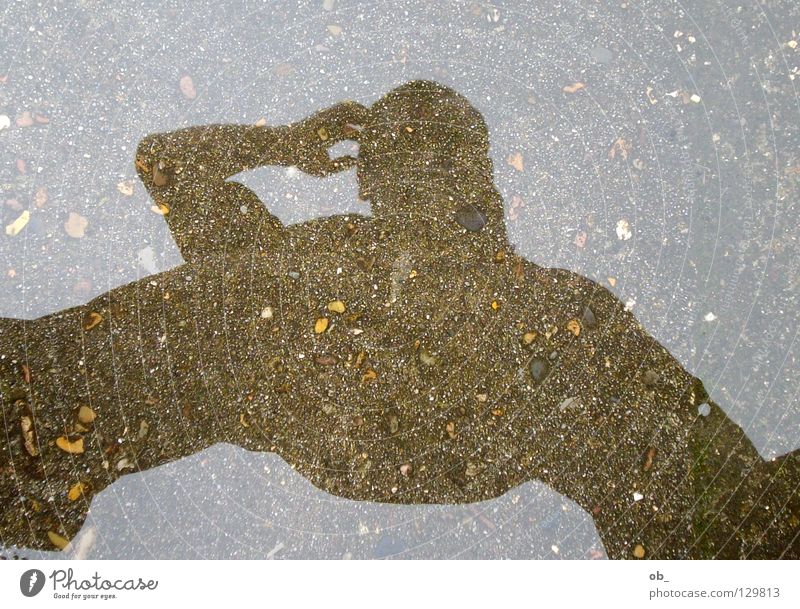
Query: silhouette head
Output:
[[356, 80, 505, 242]]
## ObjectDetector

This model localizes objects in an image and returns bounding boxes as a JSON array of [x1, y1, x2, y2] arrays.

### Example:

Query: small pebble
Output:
[[633, 544, 646, 559], [616, 219, 632, 241], [116, 457, 133, 471], [152, 164, 169, 187], [590, 46, 613, 64], [67, 481, 87, 502], [64, 212, 89, 238], [6, 209, 31, 237], [507, 152, 524, 170], [83, 311, 102, 331], [581, 306, 597, 329], [642, 369, 659, 387], [56, 436, 84, 455], [698, 403, 711, 417], [529, 357, 550, 383], [465, 462, 480, 477], [138, 246, 158, 274], [566, 319, 581, 336], [558, 397, 581, 412], [77, 406, 96, 425], [47, 531, 70, 550], [179, 75, 197, 99], [643, 447, 656, 471], [16, 111, 34, 127], [419, 351, 437, 366], [327, 300, 346, 313], [454, 205, 488, 232]]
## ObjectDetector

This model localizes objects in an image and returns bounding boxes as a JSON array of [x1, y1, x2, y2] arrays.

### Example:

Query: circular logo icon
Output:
[[20, 569, 46, 597]]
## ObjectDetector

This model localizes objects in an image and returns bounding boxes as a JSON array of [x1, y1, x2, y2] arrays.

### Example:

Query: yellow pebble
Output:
[[56, 436, 84, 455], [77, 405, 96, 424], [67, 482, 87, 502], [47, 531, 70, 550], [566, 319, 581, 336], [327, 300, 346, 313], [83, 312, 102, 331], [314, 317, 329, 334]]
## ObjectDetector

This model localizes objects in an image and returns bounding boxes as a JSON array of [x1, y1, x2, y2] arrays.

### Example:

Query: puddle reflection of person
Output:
[[1, 81, 797, 558]]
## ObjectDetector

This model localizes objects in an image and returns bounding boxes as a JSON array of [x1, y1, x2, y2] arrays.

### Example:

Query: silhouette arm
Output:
[[134, 102, 367, 263], [134, 124, 292, 263], [136, 124, 294, 183]]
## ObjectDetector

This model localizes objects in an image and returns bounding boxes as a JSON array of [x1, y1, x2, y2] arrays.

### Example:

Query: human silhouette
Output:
[[1, 81, 797, 558]]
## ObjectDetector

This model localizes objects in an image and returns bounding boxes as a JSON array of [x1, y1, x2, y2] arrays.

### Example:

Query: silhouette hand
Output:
[[286, 101, 369, 177]]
